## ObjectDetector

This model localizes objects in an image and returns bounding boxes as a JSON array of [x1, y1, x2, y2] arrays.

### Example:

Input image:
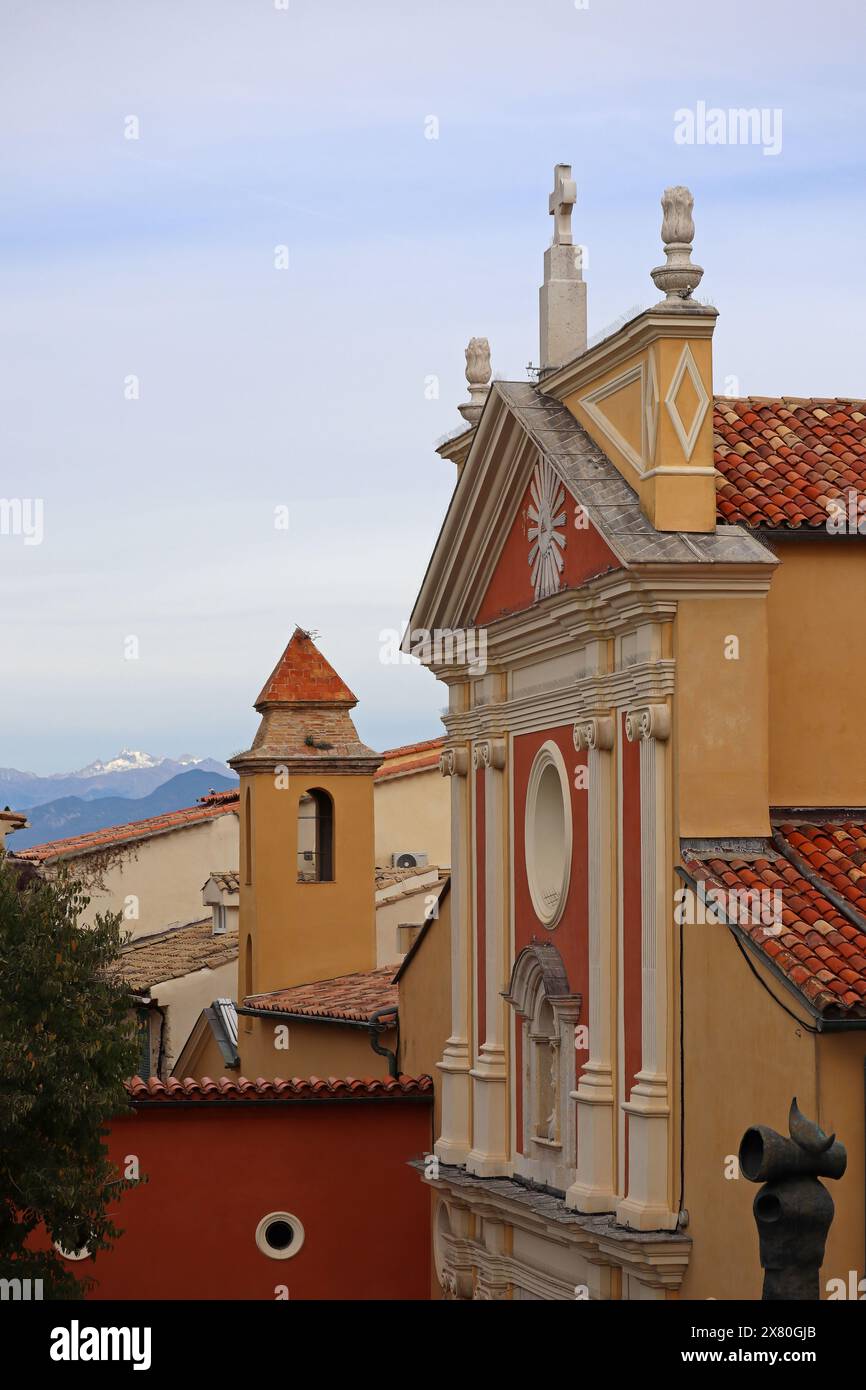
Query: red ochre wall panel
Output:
[[60, 1102, 432, 1301], [513, 724, 589, 991], [476, 479, 620, 626], [621, 713, 643, 1192]]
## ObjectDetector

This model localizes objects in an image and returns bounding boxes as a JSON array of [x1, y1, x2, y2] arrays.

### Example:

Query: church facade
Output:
[[409, 173, 866, 1299]]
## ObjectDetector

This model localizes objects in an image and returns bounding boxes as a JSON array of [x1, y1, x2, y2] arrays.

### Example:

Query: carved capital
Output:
[[439, 746, 469, 778], [473, 738, 507, 771], [573, 715, 615, 753], [625, 704, 671, 744]]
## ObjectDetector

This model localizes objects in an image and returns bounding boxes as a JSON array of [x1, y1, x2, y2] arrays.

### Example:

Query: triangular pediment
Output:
[[408, 383, 625, 640]]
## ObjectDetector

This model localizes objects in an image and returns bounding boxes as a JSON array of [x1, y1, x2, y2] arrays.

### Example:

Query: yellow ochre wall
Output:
[[374, 768, 450, 869], [240, 1015, 397, 1080], [239, 770, 376, 999], [680, 903, 866, 1300], [397, 889, 452, 1138], [674, 596, 771, 838], [766, 540, 866, 808]]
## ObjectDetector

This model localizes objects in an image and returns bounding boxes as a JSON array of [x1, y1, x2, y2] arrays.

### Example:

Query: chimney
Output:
[[539, 163, 587, 371]]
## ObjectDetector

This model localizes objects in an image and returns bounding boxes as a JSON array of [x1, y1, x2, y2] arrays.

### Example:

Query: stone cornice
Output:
[[420, 1163, 691, 1292], [539, 305, 718, 404], [443, 660, 675, 741]]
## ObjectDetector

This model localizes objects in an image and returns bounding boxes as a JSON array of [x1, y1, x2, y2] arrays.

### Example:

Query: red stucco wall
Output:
[[61, 1099, 433, 1300]]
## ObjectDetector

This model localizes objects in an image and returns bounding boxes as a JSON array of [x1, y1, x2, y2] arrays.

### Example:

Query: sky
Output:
[[1, 0, 865, 774]]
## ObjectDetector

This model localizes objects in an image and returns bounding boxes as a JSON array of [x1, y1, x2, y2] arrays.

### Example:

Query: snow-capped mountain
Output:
[[72, 748, 203, 778], [0, 751, 234, 809]]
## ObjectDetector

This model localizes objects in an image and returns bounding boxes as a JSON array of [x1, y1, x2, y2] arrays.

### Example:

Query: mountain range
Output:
[[0, 749, 234, 810], [7, 769, 239, 851]]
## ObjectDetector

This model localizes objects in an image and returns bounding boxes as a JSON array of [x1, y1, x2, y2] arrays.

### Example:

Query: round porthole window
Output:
[[54, 1239, 91, 1262], [255, 1211, 305, 1260], [524, 741, 572, 928]]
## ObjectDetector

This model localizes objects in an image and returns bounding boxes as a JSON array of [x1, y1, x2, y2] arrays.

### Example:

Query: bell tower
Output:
[[229, 628, 381, 999]]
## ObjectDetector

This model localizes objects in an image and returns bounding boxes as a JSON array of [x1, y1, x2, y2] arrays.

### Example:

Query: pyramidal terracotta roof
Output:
[[255, 628, 357, 709]]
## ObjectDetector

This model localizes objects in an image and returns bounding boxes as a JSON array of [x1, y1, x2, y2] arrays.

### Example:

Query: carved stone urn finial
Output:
[[739, 1098, 847, 1301], [650, 186, 704, 304], [458, 336, 492, 425]]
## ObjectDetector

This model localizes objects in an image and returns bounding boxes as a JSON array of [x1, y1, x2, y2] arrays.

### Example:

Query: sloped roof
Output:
[[374, 737, 445, 781], [493, 383, 771, 567], [714, 398, 866, 529], [119, 919, 238, 991], [681, 821, 866, 1020], [16, 793, 239, 864], [255, 628, 357, 708], [242, 965, 397, 1023], [127, 1074, 432, 1103]]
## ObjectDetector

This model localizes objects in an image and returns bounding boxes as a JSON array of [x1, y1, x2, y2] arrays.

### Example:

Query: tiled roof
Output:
[[243, 965, 397, 1023], [126, 1074, 432, 1103], [255, 628, 357, 708], [776, 821, 866, 921], [119, 919, 238, 992], [682, 836, 866, 1018], [713, 398, 866, 529], [16, 792, 240, 864], [375, 864, 439, 893], [206, 870, 239, 895], [374, 736, 445, 781]]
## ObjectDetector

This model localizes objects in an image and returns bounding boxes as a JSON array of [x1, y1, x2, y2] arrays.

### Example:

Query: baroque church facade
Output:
[[409, 171, 866, 1300]]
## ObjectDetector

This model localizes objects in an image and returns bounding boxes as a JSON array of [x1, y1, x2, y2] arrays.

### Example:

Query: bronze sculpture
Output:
[[739, 1098, 846, 1300]]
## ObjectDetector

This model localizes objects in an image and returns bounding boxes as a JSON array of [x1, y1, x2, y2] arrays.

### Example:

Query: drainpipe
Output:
[[368, 1007, 399, 1079]]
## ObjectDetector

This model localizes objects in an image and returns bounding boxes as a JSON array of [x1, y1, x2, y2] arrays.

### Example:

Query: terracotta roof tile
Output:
[[243, 966, 397, 1023], [255, 628, 356, 708], [126, 1074, 431, 1102], [119, 919, 238, 992], [16, 793, 239, 864], [682, 838, 866, 1019], [714, 398, 866, 529]]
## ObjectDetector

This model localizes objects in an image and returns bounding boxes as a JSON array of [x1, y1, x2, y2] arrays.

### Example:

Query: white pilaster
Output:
[[466, 737, 510, 1177], [434, 745, 472, 1165], [617, 703, 677, 1232], [567, 714, 618, 1212]]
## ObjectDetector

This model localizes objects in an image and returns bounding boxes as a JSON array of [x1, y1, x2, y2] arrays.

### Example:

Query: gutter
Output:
[[235, 1003, 400, 1075], [675, 864, 866, 1033]]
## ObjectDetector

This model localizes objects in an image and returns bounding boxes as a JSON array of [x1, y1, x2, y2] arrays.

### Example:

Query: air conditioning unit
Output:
[[392, 851, 428, 870]]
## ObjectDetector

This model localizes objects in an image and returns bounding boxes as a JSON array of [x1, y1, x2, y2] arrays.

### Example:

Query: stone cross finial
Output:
[[651, 186, 704, 303], [548, 164, 577, 246], [458, 337, 492, 426]]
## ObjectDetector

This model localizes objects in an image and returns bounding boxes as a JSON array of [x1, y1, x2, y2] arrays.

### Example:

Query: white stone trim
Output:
[[435, 735, 473, 1165], [523, 740, 573, 929], [567, 713, 617, 1213], [617, 702, 677, 1232], [578, 361, 645, 478], [467, 733, 510, 1176], [254, 1211, 305, 1260], [664, 343, 710, 462]]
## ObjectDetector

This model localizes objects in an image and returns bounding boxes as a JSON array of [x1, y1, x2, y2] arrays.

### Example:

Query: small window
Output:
[[524, 741, 572, 928], [213, 904, 227, 937], [297, 788, 333, 882], [255, 1211, 305, 1261]]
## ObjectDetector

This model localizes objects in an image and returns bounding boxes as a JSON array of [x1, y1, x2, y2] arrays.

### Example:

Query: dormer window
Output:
[[297, 788, 334, 882]]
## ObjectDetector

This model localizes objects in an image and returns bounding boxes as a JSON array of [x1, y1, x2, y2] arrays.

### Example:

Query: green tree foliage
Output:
[[0, 853, 140, 1298]]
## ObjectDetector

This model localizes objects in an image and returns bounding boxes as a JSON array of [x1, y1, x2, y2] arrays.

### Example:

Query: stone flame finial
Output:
[[651, 186, 704, 304], [458, 337, 492, 426]]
